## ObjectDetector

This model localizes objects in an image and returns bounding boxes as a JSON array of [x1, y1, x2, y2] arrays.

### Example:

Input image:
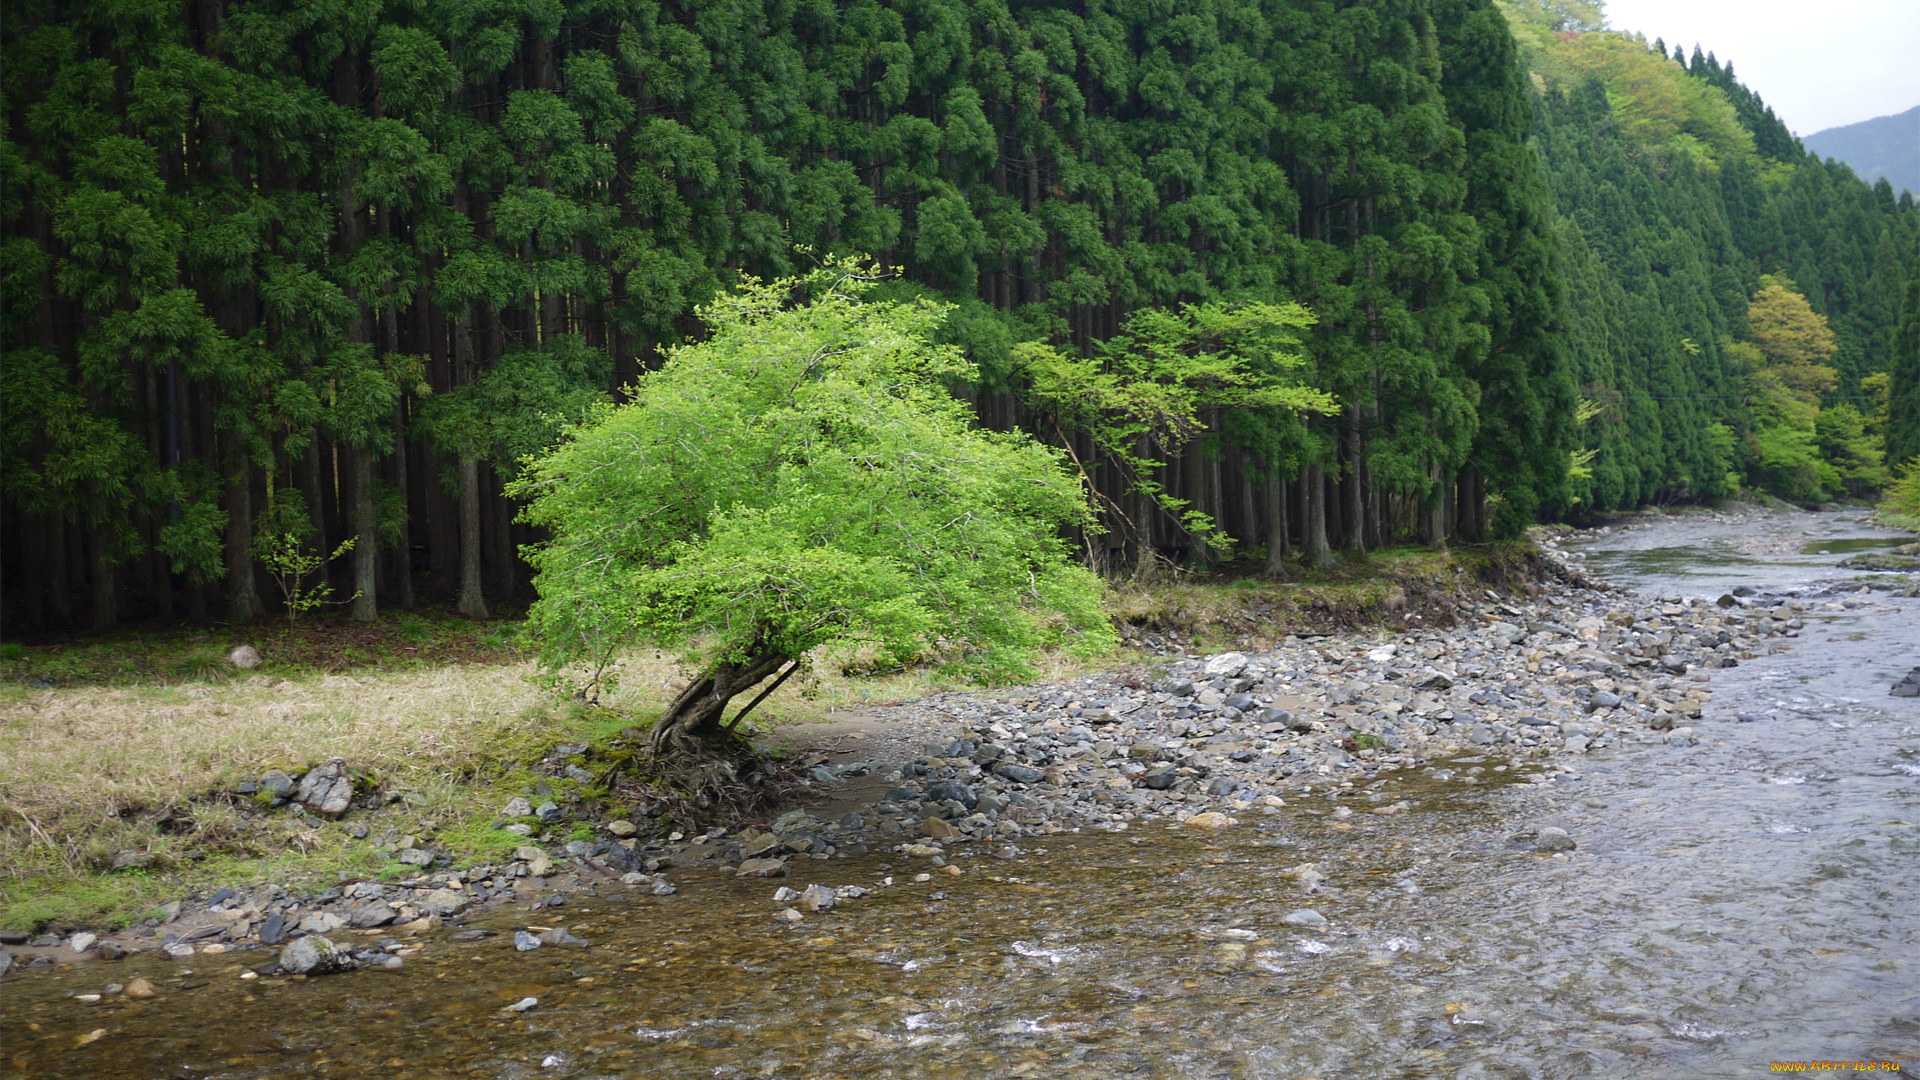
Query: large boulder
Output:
[[295, 759, 354, 816], [279, 935, 355, 975]]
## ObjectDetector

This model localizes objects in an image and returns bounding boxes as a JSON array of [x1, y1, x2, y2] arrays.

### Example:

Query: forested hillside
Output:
[[3, 0, 1916, 634], [1506, 5, 1920, 509], [1804, 105, 1920, 200]]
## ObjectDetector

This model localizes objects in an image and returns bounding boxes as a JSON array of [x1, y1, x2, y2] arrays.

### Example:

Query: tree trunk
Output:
[[46, 511, 72, 626], [651, 650, 791, 758], [349, 444, 376, 621], [1303, 463, 1331, 567], [1263, 472, 1290, 575], [489, 465, 515, 604], [457, 451, 489, 618], [225, 454, 263, 622], [300, 436, 329, 590], [89, 521, 116, 632], [1342, 401, 1365, 555], [390, 400, 415, 608]]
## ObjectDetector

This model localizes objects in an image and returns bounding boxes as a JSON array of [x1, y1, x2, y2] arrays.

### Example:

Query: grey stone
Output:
[[346, 901, 397, 928], [1143, 765, 1179, 790], [502, 996, 538, 1013], [227, 645, 262, 669], [799, 884, 837, 912], [736, 858, 789, 878], [96, 941, 127, 961], [993, 763, 1045, 785], [1281, 909, 1328, 926], [257, 914, 286, 945], [0, 952, 11, 977], [397, 847, 433, 867], [514, 931, 541, 951], [259, 770, 296, 799], [503, 797, 533, 817], [279, 935, 355, 975], [0, 930, 28, 945], [69, 932, 96, 954], [535, 801, 565, 823], [535, 927, 588, 947], [110, 850, 149, 871], [1589, 691, 1621, 710], [1535, 827, 1576, 852], [1204, 652, 1250, 678], [295, 758, 354, 817], [924, 780, 976, 810], [743, 834, 785, 858]]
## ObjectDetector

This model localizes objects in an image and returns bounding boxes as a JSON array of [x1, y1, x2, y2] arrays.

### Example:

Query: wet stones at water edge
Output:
[[1890, 668, 1920, 697], [279, 934, 355, 975], [1534, 827, 1576, 852]]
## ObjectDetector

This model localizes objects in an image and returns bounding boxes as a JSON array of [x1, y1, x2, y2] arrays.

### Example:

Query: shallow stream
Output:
[[6, 510, 1918, 1079]]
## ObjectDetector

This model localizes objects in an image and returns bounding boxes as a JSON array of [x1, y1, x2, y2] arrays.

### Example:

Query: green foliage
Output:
[[511, 261, 1116, 693], [1878, 458, 1920, 529], [1017, 302, 1333, 554], [260, 533, 359, 629]]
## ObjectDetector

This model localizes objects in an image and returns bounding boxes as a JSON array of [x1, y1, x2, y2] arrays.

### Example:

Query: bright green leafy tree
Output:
[[509, 263, 1114, 760]]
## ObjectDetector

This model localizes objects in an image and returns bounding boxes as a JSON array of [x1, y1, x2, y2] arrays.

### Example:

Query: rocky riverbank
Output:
[[0, 541, 1869, 984]]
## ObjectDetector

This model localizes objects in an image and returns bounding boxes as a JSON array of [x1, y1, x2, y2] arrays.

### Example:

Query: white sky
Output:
[[1601, 0, 1920, 134]]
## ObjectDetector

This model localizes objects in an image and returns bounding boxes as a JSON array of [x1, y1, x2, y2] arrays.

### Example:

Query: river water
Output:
[[5, 510, 1918, 1079]]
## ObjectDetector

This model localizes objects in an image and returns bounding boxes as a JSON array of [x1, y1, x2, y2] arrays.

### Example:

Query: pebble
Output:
[[513, 931, 541, 952], [1282, 909, 1329, 926], [124, 977, 155, 998], [501, 996, 538, 1013], [1535, 827, 1577, 852]]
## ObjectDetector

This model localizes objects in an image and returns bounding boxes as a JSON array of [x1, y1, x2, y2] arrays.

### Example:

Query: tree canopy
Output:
[[510, 263, 1115, 756]]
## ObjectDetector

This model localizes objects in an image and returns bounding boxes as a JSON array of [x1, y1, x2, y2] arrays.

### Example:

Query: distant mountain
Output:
[[1803, 105, 1920, 197]]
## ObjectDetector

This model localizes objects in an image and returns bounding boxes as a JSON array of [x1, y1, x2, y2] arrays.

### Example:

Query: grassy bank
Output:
[[0, 543, 1541, 932]]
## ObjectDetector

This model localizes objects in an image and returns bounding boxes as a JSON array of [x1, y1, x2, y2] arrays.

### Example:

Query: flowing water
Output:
[[6, 511, 1919, 1079]]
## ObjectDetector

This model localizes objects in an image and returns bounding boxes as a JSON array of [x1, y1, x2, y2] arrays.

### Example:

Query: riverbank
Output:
[[0, 545, 1526, 938], [9, 508, 1917, 1079], [0, 530, 1840, 978]]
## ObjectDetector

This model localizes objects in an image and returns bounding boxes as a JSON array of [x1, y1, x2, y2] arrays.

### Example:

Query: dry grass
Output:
[[0, 547, 1529, 929], [0, 636, 1123, 929]]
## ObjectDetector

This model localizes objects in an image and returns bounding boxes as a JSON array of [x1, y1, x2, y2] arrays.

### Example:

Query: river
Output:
[[5, 508, 1917, 1079]]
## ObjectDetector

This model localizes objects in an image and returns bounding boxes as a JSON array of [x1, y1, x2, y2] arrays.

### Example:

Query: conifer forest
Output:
[[5, 0, 1919, 632]]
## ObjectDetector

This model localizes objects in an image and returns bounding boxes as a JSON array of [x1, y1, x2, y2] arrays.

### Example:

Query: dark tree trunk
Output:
[[1303, 462, 1331, 568], [349, 444, 376, 621], [390, 400, 415, 608], [46, 511, 72, 626], [457, 452, 489, 619], [89, 520, 116, 632], [225, 454, 263, 622], [652, 650, 791, 758], [1263, 472, 1290, 575], [1342, 402, 1365, 555]]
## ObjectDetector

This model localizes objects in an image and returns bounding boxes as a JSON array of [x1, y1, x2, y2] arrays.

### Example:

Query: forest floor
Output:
[[0, 541, 1553, 933]]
